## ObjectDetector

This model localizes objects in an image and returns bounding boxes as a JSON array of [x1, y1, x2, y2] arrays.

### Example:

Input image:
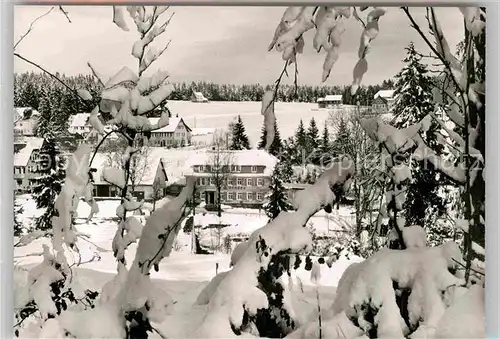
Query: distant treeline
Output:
[[14, 72, 396, 113]]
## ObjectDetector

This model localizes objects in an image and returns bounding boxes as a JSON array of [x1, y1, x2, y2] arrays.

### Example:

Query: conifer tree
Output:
[[331, 116, 351, 157], [262, 164, 293, 221], [229, 115, 251, 150], [14, 196, 25, 236], [392, 42, 447, 229], [292, 119, 308, 165], [32, 111, 66, 231], [257, 119, 283, 157], [319, 123, 333, 164], [307, 117, 320, 163]]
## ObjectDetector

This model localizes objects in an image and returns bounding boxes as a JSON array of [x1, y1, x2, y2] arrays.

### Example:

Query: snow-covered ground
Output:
[[14, 196, 363, 337], [167, 101, 334, 147]]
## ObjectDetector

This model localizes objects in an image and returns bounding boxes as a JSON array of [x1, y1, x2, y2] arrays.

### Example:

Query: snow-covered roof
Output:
[[148, 117, 192, 133], [91, 148, 200, 186], [69, 113, 91, 128], [324, 95, 343, 101], [374, 90, 395, 100], [14, 107, 39, 124], [185, 149, 278, 176], [192, 92, 207, 100], [316, 98, 325, 102], [13, 137, 44, 167]]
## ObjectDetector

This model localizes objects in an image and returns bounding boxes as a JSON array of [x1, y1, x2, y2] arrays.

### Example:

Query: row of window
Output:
[[197, 177, 265, 187], [203, 191, 265, 202], [194, 165, 259, 173]]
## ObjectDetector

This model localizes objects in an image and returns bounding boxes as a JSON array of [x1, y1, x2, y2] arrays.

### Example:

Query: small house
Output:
[[372, 90, 396, 113], [191, 91, 209, 103], [317, 95, 343, 108]]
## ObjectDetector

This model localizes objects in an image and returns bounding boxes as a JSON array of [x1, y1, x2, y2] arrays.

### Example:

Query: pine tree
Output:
[[229, 115, 251, 150], [319, 123, 333, 165], [292, 120, 308, 165], [331, 116, 351, 157], [263, 165, 293, 221], [392, 42, 447, 230], [257, 119, 283, 157], [307, 118, 320, 163], [14, 196, 25, 236], [32, 129, 66, 231]]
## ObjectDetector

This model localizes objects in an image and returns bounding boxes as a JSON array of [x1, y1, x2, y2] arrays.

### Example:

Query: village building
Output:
[[317, 94, 343, 108], [13, 137, 45, 192], [14, 107, 40, 138], [148, 117, 192, 147], [372, 89, 396, 113], [191, 91, 209, 103], [185, 149, 278, 208]]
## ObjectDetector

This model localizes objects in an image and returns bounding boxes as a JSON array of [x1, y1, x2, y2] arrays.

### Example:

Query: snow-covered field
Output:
[[168, 101, 333, 147]]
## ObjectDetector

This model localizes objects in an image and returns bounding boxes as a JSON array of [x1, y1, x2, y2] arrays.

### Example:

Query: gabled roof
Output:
[[374, 90, 395, 100], [13, 137, 44, 167], [14, 107, 39, 124], [148, 117, 192, 133], [192, 92, 207, 100]]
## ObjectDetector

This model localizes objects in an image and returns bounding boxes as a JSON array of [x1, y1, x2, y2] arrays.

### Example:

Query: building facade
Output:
[[13, 137, 45, 192], [317, 94, 343, 108], [148, 117, 192, 147], [372, 90, 396, 113], [186, 150, 277, 208], [14, 107, 40, 137]]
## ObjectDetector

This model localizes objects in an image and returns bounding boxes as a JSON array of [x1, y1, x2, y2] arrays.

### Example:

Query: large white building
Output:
[[185, 149, 278, 208], [147, 117, 192, 147]]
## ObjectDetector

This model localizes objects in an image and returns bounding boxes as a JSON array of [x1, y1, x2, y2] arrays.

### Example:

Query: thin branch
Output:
[[14, 7, 55, 50], [14, 53, 88, 102], [87, 62, 105, 87], [58, 6, 71, 23], [264, 59, 290, 113], [293, 52, 299, 100]]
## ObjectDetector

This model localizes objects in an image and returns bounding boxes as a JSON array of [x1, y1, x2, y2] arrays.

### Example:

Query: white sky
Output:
[[13, 6, 466, 86]]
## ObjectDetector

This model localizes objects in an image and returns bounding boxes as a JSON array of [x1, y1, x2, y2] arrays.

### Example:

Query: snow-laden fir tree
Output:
[[319, 123, 333, 164], [229, 115, 251, 150], [32, 129, 66, 231], [392, 42, 447, 231], [263, 164, 293, 221], [331, 115, 350, 157], [257, 119, 283, 156], [14, 196, 24, 236], [307, 117, 320, 163], [291, 119, 307, 165]]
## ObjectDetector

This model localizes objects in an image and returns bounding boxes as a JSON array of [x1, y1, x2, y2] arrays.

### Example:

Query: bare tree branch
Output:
[[14, 52, 89, 102], [59, 6, 72, 23], [14, 7, 55, 50]]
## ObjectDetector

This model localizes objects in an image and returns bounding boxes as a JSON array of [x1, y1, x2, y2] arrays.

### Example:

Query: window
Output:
[[257, 192, 264, 201], [227, 177, 233, 187], [210, 177, 215, 186], [200, 191, 204, 200], [257, 178, 264, 187], [237, 178, 243, 186], [199, 165, 204, 172], [247, 192, 253, 201], [251, 166, 257, 173], [194, 166, 199, 173], [237, 192, 244, 201], [246, 178, 252, 187], [228, 192, 234, 201]]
